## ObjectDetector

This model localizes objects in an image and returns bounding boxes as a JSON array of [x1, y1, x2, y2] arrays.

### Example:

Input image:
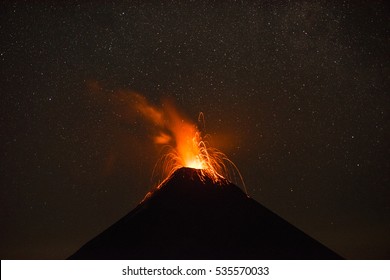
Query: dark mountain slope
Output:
[[69, 167, 342, 259]]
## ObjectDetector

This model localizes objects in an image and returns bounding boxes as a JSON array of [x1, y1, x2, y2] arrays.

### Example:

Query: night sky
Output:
[[1, 1, 389, 259]]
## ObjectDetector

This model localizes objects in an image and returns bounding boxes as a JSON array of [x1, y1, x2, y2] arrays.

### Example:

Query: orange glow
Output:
[[131, 93, 245, 192]]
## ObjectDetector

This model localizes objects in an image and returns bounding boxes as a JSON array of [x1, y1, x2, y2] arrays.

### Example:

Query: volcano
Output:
[[69, 167, 342, 259]]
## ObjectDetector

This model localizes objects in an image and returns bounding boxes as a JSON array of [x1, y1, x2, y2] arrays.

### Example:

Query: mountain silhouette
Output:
[[69, 167, 342, 259]]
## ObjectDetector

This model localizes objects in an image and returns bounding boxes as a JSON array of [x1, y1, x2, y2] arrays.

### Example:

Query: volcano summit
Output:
[[69, 167, 342, 259]]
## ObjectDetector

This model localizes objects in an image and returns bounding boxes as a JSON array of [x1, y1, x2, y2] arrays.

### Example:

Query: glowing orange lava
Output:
[[131, 93, 245, 192]]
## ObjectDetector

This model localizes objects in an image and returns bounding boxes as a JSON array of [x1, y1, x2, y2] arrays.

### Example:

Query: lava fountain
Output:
[[130, 93, 245, 192]]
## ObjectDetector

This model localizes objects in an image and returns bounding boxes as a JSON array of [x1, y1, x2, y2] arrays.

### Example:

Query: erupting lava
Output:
[[131, 93, 245, 192]]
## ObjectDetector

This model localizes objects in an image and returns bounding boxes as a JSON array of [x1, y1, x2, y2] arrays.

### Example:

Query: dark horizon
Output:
[[1, 1, 389, 259]]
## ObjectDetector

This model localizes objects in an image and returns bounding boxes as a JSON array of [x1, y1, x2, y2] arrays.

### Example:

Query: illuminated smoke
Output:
[[128, 93, 246, 192]]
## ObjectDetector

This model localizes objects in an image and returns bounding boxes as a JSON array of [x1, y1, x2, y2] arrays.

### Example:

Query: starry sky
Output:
[[1, 1, 389, 259]]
